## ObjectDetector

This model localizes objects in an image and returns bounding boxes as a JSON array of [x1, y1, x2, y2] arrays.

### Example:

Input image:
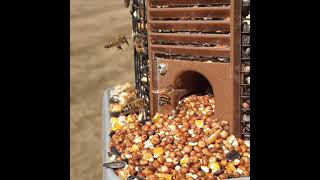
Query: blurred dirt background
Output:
[[71, 0, 134, 179]]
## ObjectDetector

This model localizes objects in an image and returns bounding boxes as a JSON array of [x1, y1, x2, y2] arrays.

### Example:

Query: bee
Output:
[[152, 85, 175, 106], [121, 98, 146, 115], [133, 34, 147, 55], [104, 35, 129, 52]]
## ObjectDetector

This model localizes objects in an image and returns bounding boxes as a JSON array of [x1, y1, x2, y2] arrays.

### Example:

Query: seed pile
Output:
[[107, 85, 250, 180]]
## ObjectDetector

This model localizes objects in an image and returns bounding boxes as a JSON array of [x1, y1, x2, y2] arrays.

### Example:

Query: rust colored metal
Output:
[[150, 20, 230, 32], [149, 7, 230, 20], [149, 0, 230, 7], [150, 33, 230, 46], [147, 0, 241, 137]]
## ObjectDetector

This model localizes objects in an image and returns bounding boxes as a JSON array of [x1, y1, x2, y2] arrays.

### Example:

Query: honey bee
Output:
[[152, 85, 175, 106], [121, 98, 146, 115], [133, 34, 147, 54], [104, 35, 129, 52]]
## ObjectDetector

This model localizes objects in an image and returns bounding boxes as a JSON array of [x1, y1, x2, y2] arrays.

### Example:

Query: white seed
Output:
[[175, 165, 181, 171], [110, 154, 116, 162], [166, 158, 173, 163], [244, 140, 250, 148], [235, 168, 244, 175], [208, 144, 214, 149], [168, 125, 176, 131], [186, 173, 198, 179], [201, 166, 209, 173], [134, 136, 142, 143], [188, 129, 195, 135], [178, 125, 183, 129], [144, 139, 153, 149], [188, 142, 198, 146]]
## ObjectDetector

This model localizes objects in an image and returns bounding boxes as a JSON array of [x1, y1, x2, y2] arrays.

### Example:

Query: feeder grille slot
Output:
[[148, 0, 231, 63]]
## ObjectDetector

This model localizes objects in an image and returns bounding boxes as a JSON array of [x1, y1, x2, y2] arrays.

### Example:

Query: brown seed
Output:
[[197, 171, 206, 177], [142, 169, 153, 176], [232, 172, 241, 178], [157, 155, 165, 165], [206, 111, 214, 117], [151, 136, 160, 145], [183, 146, 193, 153], [152, 160, 160, 169], [240, 144, 248, 152], [175, 150, 183, 157], [198, 141, 207, 148], [213, 143, 221, 150], [164, 162, 174, 168], [193, 163, 201, 169], [189, 167, 199, 174], [218, 174, 228, 179], [237, 138, 244, 145], [224, 170, 233, 177], [190, 156, 199, 163], [196, 152, 203, 158], [220, 159, 227, 166], [180, 166, 189, 174], [202, 157, 209, 166], [219, 130, 229, 139], [139, 159, 148, 166], [243, 170, 250, 176], [216, 153, 224, 160], [190, 151, 196, 156], [206, 173, 215, 180], [194, 146, 202, 153], [177, 144, 184, 150]]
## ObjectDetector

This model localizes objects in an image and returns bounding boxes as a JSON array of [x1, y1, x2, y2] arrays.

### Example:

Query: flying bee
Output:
[[133, 34, 147, 54], [121, 98, 146, 115], [104, 34, 129, 52], [152, 85, 175, 106]]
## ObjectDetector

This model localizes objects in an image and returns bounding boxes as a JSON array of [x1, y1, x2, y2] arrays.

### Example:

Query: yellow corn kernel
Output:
[[226, 162, 236, 171], [155, 173, 172, 180], [209, 162, 221, 174], [111, 117, 119, 124], [152, 113, 161, 122], [180, 155, 189, 166], [112, 122, 123, 131], [153, 147, 164, 157], [143, 152, 154, 161], [126, 115, 135, 123], [129, 144, 139, 153], [195, 120, 204, 128]]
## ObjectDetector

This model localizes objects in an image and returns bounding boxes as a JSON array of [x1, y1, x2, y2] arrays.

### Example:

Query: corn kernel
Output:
[[209, 162, 221, 174], [143, 152, 154, 161], [180, 155, 189, 166], [152, 113, 161, 122], [155, 173, 172, 180], [195, 120, 204, 128], [226, 162, 236, 171], [153, 147, 164, 158], [112, 122, 123, 131], [129, 144, 139, 153]]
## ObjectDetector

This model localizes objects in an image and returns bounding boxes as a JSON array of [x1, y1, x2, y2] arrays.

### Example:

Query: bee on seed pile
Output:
[[152, 85, 175, 106], [121, 98, 146, 115], [104, 34, 129, 52]]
